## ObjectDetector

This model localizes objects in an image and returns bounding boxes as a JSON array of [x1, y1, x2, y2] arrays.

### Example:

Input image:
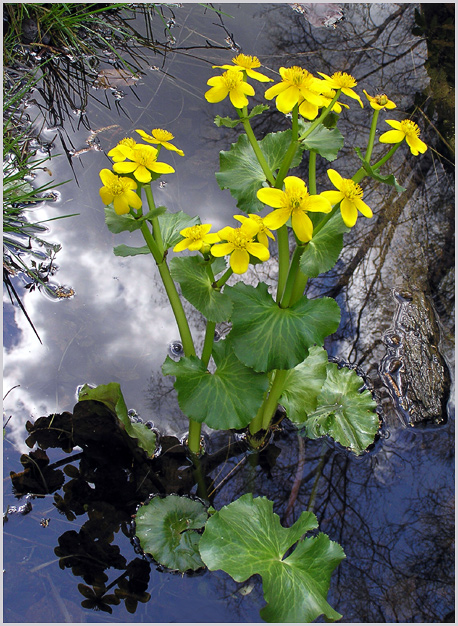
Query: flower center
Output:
[[283, 66, 314, 87], [400, 119, 420, 138], [152, 129, 174, 141], [331, 72, 357, 88], [341, 179, 363, 200], [187, 225, 205, 240], [134, 147, 157, 166], [233, 54, 260, 69], [231, 228, 251, 249], [109, 178, 130, 196], [119, 137, 136, 148], [222, 69, 244, 90], [375, 94, 389, 106]]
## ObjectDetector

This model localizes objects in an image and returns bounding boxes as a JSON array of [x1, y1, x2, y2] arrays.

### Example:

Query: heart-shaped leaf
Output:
[[300, 211, 349, 277], [135, 495, 207, 571], [225, 282, 341, 372], [162, 340, 268, 429], [215, 130, 304, 213], [199, 494, 345, 623], [170, 256, 233, 323], [298, 121, 344, 162]]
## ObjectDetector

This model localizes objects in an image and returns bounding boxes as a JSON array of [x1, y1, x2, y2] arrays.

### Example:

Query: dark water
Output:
[[3, 3, 454, 623]]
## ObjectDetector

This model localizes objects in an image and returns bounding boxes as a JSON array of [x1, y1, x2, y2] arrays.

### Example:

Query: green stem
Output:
[[371, 142, 402, 169], [279, 245, 303, 308], [238, 111, 276, 186], [364, 109, 380, 162], [298, 90, 341, 142], [201, 321, 216, 368], [144, 185, 164, 256], [188, 421, 203, 458], [276, 225, 290, 303], [289, 263, 308, 306], [261, 369, 288, 430], [249, 402, 265, 435], [215, 267, 233, 289], [308, 150, 317, 195]]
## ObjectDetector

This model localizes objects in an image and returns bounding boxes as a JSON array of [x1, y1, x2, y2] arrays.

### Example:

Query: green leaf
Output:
[[297, 362, 380, 455], [279, 346, 329, 421], [104, 205, 167, 234], [78, 383, 157, 456], [215, 130, 304, 213], [169, 256, 232, 323], [158, 210, 200, 250], [162, 340, 268, 429], [225, 282, 341, 372], [300, 211, 349, 277], [355, 147, 406, 192], [199, 494, 345, 623], [135, 495, 207, 571], [113, 244, 150, 257], [214, 105, 270, 128], [298, 121, 344, 162]]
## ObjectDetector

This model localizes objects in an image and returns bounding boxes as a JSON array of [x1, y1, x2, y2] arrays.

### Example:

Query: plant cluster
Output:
[[91, 54, 428, 621]]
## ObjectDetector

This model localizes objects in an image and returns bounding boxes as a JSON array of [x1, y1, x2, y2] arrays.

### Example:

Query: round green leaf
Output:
[[300, 211, 349, 278], [300, 362, 380, 455], [170, 256, 233, 323], [298, 121, 344, 162], [135, 495, 207, 571], [162, 340, 269, 429], [199, 494, 345, 623], [215, 130, 304, 213], [225, 282, 341, 372]]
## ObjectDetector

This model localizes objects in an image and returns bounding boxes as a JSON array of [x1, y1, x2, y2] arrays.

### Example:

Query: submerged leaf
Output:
[[199, 494, 345, 623], [135, 495, 207, 571]]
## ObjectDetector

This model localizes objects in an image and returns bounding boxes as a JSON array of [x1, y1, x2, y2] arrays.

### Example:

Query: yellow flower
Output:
[[363, 90, 396, 111], [257, 176, 332, 243], [211, 220, 270, 274], [213, 54, 273, 83], [205, 69, 255, 108], [379, 119, 427, 156], [107, 137, 137, 162], [264, 66, 326, 116], [99, 169, 142, 215], [317, 71, 363, 107], [135, 128, 184, 156], [112, 144, 175, 183], [233, 213, 276, 248], [320, 169, 373, 227], [173, 224, 220, 253]]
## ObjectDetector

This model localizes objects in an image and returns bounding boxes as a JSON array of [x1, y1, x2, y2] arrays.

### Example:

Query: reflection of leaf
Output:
[[10, 449, 65, 496], [95, 68, 139, 89], [136, 495, 207, 571], [199, 494, 345, 623]]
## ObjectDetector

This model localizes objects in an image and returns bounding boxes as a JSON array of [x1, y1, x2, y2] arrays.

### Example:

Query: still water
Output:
[[3, 3, 454, 623]]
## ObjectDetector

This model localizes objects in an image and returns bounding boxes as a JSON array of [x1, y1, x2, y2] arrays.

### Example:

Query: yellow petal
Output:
[[320, 190, 343, 206], [151, 162, 175, 174], [99, 168, 116, 185], [340, 199, 358, 227], [264, 82, 288, 100], [134, 165, 152, 183], [276, 85, 300, 113], [247, 242, 270, 261], [173, 238, 192, 252], [217, 226, 236, 241], [327, 169, 343, 190], [246, 68, 273, 82], [127, 190, 142, 210], [379, 129, 404, 144], [306, 195, 333, 213], [406, 135, 427, 155], [284, 175, 307, 195], [113, 162, 137, 174], [342, 87, 363, 107], [291, 212, 313, 242], [257, 187, 284, 208], [211, 242, 234, 257], [262, 208, 290, 230], [99, 187, 113, 205], [113, 196, 130, 215], [353, 197, 373, 218], [205, 86, 228, 103], [385, 119, 402, 130], [229, 88, 249, 109], [298, 99, 319, 120], [230, 248, 250, 274]]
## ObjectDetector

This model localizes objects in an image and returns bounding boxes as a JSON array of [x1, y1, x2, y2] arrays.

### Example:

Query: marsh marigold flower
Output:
[[173, 224, 220, 253], [213, 54, 273, 83], [379, 119, 427, 156], [233, 214, 275, 249], [211, 220, 270, 274], [107, 137, 137, 162], [264, 66, 326, 116], [320, 169, 372, 227], [112, 144, 175, 183], [258, 176, 332, 243], [99, 169, 142, 215], [363, 90, 396, 111], [317, 71, 363, 107], [205, 69, 255, 108], [135, 129, 184, 156]]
